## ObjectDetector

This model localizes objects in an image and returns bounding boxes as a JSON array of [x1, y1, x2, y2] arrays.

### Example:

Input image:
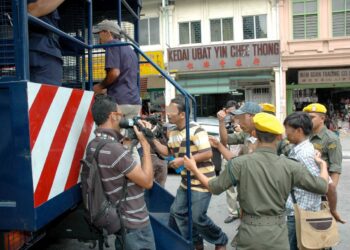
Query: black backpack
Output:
[[80, 140, 128, 235]]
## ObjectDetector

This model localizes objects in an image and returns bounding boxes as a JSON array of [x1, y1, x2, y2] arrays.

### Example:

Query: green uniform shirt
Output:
[[208, 147, 328, 250], [227, 132, 256, 154], [310, 126, 342, 174], [229, 132, 293, 156], [227, 131, 248, 145]]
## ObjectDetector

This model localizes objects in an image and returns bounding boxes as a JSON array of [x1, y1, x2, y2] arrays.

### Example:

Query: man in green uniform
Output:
[[184, 112, 329, 250], [215, 102, 261, 158], [214, 102, 261, 225], [303, 103, 342, 186]]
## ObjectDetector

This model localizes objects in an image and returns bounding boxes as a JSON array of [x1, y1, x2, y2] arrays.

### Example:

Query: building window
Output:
[[332, 0, 350, 37], [140, 17, 160, 45], [210, 18, 234, 42], [292, 0, 318, 39], [179, 21, 201, 44], [243, 15, 267, 39]]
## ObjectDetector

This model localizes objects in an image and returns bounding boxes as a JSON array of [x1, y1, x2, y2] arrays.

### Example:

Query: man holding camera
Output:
[[150, 96, 228, 250], [214, 101, 242, 223], [86, 95, 155, 250]]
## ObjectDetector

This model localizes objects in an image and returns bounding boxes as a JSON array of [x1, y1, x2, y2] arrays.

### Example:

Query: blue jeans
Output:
[[115, 223, 155, 250], [287, 215, 298, 250], [169, 187, 228, 246]]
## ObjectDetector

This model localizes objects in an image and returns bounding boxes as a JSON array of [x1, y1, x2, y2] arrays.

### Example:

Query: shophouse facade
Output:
[[280, 0, 350, 119], [140, 0, 282, 117]]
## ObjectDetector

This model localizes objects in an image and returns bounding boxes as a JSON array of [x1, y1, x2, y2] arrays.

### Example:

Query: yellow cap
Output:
[[302, 103, 327, 114], [259, 103, 276, 114], [253, 112, 284, 135]]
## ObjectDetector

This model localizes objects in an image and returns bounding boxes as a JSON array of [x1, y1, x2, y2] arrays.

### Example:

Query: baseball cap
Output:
[[232, 102, 262, 115], [93, 20, 121, 36], [253, 112, 284, 135], [302, 103, 327, 114]]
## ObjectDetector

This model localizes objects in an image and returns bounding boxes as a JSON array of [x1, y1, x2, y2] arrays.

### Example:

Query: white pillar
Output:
[[280, 67, 288, 121], [273, 67, 281, 120], [165, 74, 176, 106]]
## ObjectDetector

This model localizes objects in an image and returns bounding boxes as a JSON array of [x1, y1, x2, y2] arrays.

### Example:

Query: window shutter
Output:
[[210, 19, 221, 42], [149, 18, 160, 45], [222, 18, 233, 41], [179, 22, 190, 44], [305, 14, 318, 38], [191, 21, 201, 43], [333, 12, 345, 36], [243, 16, 254, 39], [139, 19, 149, 45], [293, 15, 305, 39], [256, 15, 267, 38]]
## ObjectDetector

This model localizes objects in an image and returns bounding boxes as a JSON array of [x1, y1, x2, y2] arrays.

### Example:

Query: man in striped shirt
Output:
[[151, 96, 228, 250], [87, 95, 155, 250]]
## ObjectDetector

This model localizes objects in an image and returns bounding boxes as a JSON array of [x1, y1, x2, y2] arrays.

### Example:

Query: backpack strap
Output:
[[291, 189, 297, 204], [94, 138, 129, 246]]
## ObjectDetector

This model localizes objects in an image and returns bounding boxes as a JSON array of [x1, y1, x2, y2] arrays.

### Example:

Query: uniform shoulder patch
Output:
[[328, 143, 337, 149], [313, 143, 323, 150]]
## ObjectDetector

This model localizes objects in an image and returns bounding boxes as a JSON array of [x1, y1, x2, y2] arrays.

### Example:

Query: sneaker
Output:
[[224, 215, 238, 224]]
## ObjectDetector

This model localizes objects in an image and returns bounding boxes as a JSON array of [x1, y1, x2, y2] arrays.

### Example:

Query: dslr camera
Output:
[[119, 116, 157, 140]]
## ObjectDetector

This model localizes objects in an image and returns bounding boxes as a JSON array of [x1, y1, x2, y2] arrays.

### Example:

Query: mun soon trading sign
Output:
[[168, 41, 280, 72]]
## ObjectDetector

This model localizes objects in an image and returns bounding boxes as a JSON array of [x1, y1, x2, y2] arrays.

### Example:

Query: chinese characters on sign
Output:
[[299, 69, 350, 84], [167, 41, 280, 72]]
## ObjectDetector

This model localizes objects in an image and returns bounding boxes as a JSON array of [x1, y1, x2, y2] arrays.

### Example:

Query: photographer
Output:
[[86, 95, 155, 250], [119, 112, 168, 186]]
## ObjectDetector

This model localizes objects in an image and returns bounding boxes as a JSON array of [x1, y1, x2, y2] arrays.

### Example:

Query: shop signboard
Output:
[[84, 50, 165, 82], [140, 51, 165, 76], [298, 68, 350, 84], [167, 41, 280, 72]]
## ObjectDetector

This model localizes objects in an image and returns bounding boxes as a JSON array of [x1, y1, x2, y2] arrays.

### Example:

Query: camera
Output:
[[119, 116, 159, 140], [146, 113, 162, 126], [225, 122, 235, 134], [119, 116, 141, 129]]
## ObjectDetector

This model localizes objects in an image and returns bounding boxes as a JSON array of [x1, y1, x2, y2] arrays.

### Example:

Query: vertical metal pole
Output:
[[15, 0, 30, 81], [118, 0, 122, 26], [185, 95, 193, 245], [87, 0, 93, 90], [81, 22, 86, 89], [135, 4, 141, 98]]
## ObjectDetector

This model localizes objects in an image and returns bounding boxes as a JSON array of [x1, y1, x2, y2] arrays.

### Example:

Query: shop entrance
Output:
[[195, 92, 244, 117], [287, 83, 350, 129]]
